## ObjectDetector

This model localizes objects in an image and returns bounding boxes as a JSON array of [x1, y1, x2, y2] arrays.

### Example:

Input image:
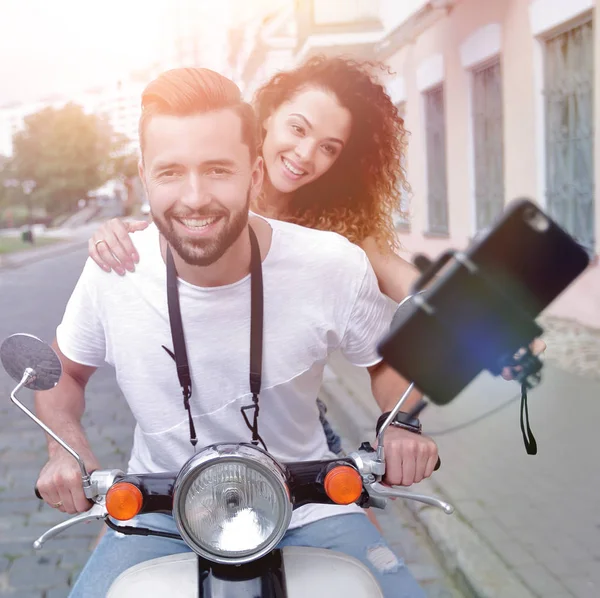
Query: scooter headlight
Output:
[[173, 444, 292, 565]]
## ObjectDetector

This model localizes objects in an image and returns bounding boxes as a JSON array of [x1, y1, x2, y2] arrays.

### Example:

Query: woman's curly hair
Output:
[[253, 55, 410, 249]]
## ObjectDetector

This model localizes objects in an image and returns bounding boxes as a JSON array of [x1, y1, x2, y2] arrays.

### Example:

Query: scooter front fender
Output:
[[107, 546, 383, 598]]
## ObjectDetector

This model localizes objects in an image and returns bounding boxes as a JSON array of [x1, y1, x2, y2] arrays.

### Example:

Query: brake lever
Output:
[[366, 481, 454, 514], [33, 503, 108, 549]]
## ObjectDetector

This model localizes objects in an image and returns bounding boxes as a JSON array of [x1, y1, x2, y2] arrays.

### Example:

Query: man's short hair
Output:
[[139, 68, 259, 160]]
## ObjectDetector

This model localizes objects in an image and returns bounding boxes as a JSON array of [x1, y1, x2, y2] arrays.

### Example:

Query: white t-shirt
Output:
[[57, 217, 397, 528]]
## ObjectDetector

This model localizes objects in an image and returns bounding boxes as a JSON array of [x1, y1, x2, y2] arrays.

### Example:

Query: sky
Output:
[[0, 0, 167, 106]]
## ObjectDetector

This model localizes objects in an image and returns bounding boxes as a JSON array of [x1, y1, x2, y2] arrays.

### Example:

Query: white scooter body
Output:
[[107, 547, 383, 598]]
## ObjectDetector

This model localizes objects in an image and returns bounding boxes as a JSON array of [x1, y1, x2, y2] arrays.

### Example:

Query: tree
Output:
[[109, 136, 142, 216], [0, 155, 21, 225], [0, 155, 11, 206], [109, 137, 140, 181], [10, 103, 120, 216]]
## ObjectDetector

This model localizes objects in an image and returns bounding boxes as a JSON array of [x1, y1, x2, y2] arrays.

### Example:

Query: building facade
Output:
[[232, 0, 598, 327], [380, 0, 598, 327], [227, 0, 296, 98]]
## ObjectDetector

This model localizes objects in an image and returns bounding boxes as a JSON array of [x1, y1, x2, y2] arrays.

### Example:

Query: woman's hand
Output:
[[501, 338, 547, 380], [89, 219, 149, 275]]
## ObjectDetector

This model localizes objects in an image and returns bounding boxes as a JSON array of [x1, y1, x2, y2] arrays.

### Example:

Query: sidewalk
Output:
[[321, 351, 600, 598], [323, 364, 466, 597], [0, 222, 100, 270]]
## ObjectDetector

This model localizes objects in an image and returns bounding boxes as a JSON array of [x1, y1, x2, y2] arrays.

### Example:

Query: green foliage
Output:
[[9, 103, 124, 216], [110, 138, 140, 181], [0, 154, 17, 208]]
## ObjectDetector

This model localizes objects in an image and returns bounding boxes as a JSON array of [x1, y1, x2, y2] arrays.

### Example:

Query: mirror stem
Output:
[[11, 369, 92, 489], [375, 382, 415, 466]]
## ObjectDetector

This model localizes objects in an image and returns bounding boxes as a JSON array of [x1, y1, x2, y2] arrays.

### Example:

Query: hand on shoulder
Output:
[[89, 218, 149, 275]]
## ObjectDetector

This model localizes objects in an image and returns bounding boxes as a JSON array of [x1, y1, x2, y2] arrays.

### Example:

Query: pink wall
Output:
[[386, 0, 600, 329]]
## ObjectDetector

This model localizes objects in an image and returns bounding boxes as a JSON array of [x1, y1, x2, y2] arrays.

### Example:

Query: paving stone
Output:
[[59, 520, 103, 539], [0, 543, 36, 561], [57, 550, 91, 572], [2, 526, 63, 545], [539, 315, 600, 381], [422, 581, 464, 598], [8, 557, 69, 591], [514, 563, 571, 596], [560, 575, 598, 598], [0, 502, 41, 517], [0, 487, 37, 502], [491, 540, 537, 569], [26, 510, 70, 528], [0, 515, 28, 531], [42, 538, 93, 555], [469, 518, 512, 546], [451, 500, 489, 521]]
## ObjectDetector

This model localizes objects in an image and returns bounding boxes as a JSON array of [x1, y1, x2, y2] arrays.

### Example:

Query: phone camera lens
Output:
[[523, 207, 549, 232]]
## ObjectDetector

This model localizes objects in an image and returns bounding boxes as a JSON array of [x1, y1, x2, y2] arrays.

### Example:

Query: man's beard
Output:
[[153, 191, 251, 267]]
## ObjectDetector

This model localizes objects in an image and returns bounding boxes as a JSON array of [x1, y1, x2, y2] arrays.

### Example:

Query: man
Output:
[[35, 68, 437, 598]]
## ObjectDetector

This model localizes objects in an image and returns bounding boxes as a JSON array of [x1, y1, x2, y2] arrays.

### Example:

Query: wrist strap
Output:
[[375, 411, 421, 436]]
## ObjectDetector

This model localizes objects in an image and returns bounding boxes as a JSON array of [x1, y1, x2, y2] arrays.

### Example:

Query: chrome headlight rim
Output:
[[173, 443, 292, 565]]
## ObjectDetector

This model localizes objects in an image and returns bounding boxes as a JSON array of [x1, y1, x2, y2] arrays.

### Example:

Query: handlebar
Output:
[[28, 450, 451, 551], [33, 456, 441, 506]]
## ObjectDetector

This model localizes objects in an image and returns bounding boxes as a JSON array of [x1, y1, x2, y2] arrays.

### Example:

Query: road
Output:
[[0, 250, 134, 597]]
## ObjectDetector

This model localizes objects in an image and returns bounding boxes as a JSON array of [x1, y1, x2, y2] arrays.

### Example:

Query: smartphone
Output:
[[377, 198, 590, 405]]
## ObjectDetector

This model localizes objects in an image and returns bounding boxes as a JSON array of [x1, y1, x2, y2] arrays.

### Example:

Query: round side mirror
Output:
[[0, 333, 62, 391]]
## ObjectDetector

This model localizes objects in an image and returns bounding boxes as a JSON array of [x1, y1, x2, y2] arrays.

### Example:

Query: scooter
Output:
[[0, 333, 452, 598]]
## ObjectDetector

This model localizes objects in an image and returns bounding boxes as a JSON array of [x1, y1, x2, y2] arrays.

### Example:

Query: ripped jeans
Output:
[[70, 512, 425, 598]]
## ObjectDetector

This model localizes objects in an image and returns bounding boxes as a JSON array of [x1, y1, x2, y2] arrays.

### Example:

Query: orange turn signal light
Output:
[[324, 465, 363, 505], [106, 482, 143, 521]]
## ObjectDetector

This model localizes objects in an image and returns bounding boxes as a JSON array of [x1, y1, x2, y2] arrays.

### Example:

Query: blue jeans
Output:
[[317, 397, 343, 455], [70, 512, 425, 598]]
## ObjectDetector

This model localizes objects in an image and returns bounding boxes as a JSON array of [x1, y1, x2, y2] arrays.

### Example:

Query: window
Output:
[[544, 19, 594, 252], [472, 59, 505, 231], [393, 102, 411, 230], [424, 85, 449, 234]]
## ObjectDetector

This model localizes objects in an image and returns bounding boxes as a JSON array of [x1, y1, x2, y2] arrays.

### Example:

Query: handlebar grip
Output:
[[434, 457, 441, 471], [35, 487, 43, 500]]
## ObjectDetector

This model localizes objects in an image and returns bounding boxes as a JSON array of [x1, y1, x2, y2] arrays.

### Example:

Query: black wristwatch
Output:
[[375, 411, 422, 436]]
